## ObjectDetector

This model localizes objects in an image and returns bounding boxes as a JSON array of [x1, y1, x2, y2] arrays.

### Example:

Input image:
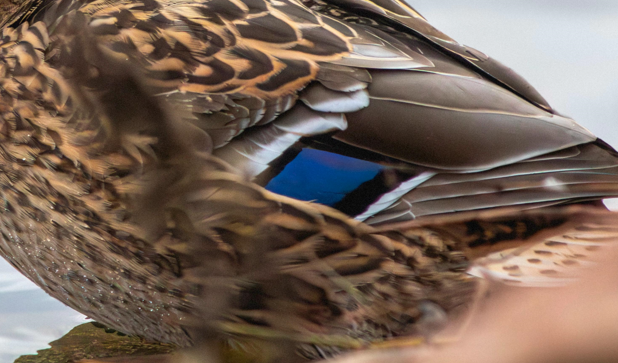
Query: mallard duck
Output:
[[1, 0, 618, 360]]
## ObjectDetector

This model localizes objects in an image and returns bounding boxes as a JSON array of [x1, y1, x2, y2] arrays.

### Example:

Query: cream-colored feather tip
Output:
[[471, 219, 618, 287]]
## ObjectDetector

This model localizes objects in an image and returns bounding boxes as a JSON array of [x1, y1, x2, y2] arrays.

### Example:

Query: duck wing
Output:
[[318, 0, 552, 111], [10, 0, 618, 224]]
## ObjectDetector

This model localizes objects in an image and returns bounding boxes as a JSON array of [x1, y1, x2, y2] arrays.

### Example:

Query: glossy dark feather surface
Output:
[[0, 0, 617, 358]]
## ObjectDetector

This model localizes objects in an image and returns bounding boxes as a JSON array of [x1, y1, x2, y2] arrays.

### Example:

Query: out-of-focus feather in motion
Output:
[[327, 225, 618, 363]]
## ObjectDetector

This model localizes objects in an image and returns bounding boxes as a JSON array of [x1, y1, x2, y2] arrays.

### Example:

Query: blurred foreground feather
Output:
[[328, 235, 618, 363], [71, 208, 618, 363]]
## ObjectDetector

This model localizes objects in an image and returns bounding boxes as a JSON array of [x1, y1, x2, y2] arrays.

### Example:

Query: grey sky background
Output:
[[1, 1, 618, 362]]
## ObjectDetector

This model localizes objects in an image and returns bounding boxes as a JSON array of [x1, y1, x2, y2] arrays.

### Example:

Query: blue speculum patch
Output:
[[265, 149, 385, 207]]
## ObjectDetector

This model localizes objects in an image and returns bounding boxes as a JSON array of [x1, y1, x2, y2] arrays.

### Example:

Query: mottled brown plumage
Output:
[[0, 0, 617, 360]]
